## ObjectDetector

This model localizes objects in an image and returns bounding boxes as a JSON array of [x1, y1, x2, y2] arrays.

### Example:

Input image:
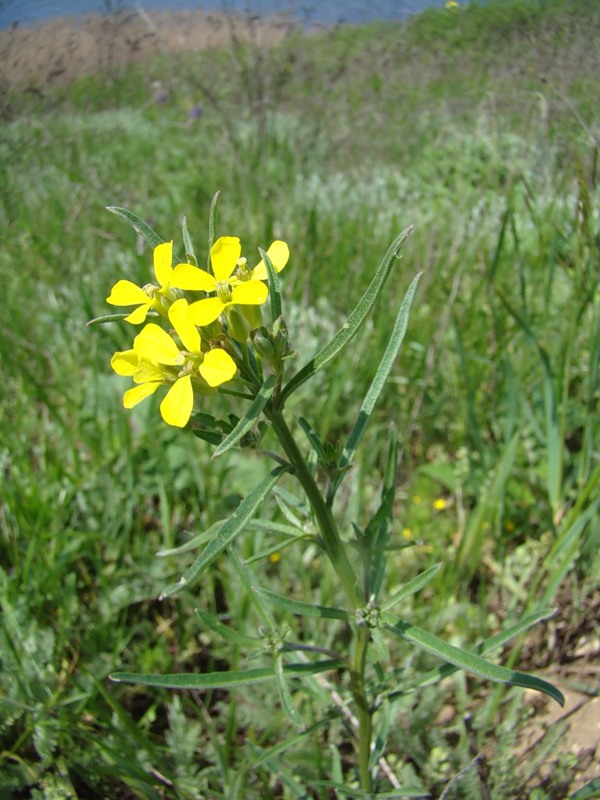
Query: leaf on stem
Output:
[[110, 660, 343, 689], [380, 563, 443, 613], [253, 587, 351, 620], [332, 271, 422, 497], [158, 465, 287, 599], [195, 608, 259, 647], [106, 206, 163, 250], [387, 616, 564, 706], [259, 246, 282, 324], [275, 652, 305, 728], [212, 375, 277, 458], [181, 215, 197, 266], [280, 226, 413, 405]]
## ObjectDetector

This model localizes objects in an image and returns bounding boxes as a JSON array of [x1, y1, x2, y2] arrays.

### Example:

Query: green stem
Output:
[[351, 624, 373, 792], [266, 407, 358, 606], [266, 406, 373, 791]]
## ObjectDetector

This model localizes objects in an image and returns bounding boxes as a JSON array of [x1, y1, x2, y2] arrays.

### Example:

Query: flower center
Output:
[[216, 281, 232, 304]]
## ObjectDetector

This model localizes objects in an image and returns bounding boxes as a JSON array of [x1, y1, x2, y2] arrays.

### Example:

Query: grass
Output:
[[1, 0, 599, 796]]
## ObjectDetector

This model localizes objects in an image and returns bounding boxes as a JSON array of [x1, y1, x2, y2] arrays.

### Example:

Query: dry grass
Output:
[[0, 9, 296, 90]]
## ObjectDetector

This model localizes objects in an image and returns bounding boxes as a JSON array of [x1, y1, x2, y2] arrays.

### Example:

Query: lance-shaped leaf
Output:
[[380, 563, 442, 613], [366, 431, 399, 600], [107, 206, 163, 250], [280, 226, 413, 405], [388, 608, 560, 697], [212, 375, 276, 458], [195, 608, 259, 647], [254, 587, 351, 620], [332, 271, 422, 498], [158, 465, 287, 599], [110, 659, 343, 689], [387, 616, 564, 705], [275, 652, 304, 728], [181, 215, 197, 266], [87, 312, 151, 327], [259, 246, 282, 324], [156, 519, 225, 557], [207, 190, 220, 269]]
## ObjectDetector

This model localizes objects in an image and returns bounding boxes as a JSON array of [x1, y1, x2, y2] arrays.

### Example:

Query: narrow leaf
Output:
[[159, 465, 287, 599], [390, 608, 559, 696], [181, 216, 197, 266], [156, 519, 225, 557], [336, 272, 422, 483], [195, 608, 259, 647], [387, 617, 564, 705], [207, 190, 220, 269], [110, 659, 342, 689], [106, 206, 163, 250], [275, 653, 304, 728], [254, 587, 351, 620], [280, 226, 413, 405], [298, 417, 329, 464], [381, 564, 442, 613], [259, 246, 282, 323], [212, 375, 276, 458]]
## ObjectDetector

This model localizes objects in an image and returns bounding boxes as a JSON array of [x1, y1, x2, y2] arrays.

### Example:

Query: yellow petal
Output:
[[231, 280, 268, 306], [124, 303, 151, 324], [171, 263, 216, 292], [123, 381, 160, 409], [169, 299, 200, 354], [211, 236, 241, 282], [133, 362, 165, 383], [111, 349, 138, 376], [199, 349, 237, 387], [134, 323, 183, 366], [154, 241, 173, 288], [189, 297, 225, 326], [160, 375, 193, 427], [107, 280, 149, 306], [251, 240, 290, 281]]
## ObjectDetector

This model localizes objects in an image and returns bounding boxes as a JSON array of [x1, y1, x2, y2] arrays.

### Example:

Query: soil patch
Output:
[[0, 9, 296, 91]]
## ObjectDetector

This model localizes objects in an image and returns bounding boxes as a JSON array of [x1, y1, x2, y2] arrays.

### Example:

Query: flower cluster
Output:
[[107, 236, 289, 427]]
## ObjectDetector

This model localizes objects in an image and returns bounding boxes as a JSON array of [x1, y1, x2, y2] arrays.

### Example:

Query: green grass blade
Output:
[[106, 206, 163, 250], [211, 375, 276, 458], [280, 226, 413, 405], [156, 519, 225, 556], [110, 660, 343, 689], [158, 465, 287, 599], [387, 617, 564, 706], [253, 587, 351, 620], [568, 777, 600, 800], [456, 432, 519, 575], [380, 564, 443, 613], [336, 271, 422, 481], [259, 246, 282, 324]]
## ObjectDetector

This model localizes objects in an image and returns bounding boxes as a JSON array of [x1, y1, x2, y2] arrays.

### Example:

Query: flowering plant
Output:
[[91, 198, 563, 793]]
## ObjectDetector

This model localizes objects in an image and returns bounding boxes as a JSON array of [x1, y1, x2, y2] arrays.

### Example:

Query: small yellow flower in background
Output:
[[107, 241, 184, 324], [402, 528, 413, 540], [412, 495, 422, 505], [433, 498, 448, 511], [269, 552, 282, 564], [445, 0, 459, 9], [111, 298, 236, 428]]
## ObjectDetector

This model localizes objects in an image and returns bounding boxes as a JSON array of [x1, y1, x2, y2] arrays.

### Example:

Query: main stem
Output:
[[266, 406, 373, 791]]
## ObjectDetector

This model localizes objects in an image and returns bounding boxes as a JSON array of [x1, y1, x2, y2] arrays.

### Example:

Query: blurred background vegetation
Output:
[[0, 0, 599, 797]]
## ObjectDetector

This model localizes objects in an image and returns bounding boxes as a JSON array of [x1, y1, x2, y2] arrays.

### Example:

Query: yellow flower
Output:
[[106, 241, 184, 324], [249, 240, 290, 281], [111, 299, 236, 427], [433, 498, 448, 511], [171, 236, 286, 327], [445, 0, 459, 9]]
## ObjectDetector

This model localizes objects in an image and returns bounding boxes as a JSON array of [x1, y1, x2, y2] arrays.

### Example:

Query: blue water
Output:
[[0, 0, 440, 29]]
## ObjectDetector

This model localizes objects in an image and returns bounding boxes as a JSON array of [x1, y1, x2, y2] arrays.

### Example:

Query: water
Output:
[[0, 0, 441, 29]]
